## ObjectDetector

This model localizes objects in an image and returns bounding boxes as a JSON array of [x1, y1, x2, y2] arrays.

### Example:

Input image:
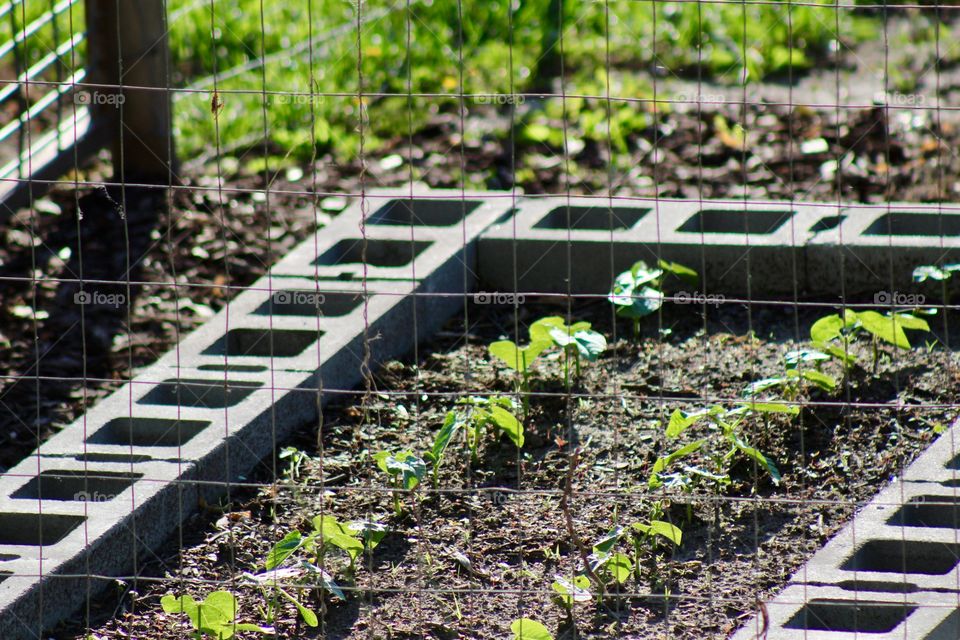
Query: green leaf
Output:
[[858, 310, 910, 349], [374, 451, 427, 490], [630, 260, 664, 285], [666, 409, 705, 438], [819, 343, 858, 367], [606, 552, 633, 584], [609, 262, 665, 319], [738, 401, 800, 416], [265, 531, 304, 570], [801, 369, 837, 392], [592, 527, 626, 555], [810, 313, 846, 343], [424, 411, 459, 466], [784, 349, 830, 368], [529, 316, 566, 343], [347, 520, 388, 550], [742, 377, 788, 396], [488, 404, 524, 448], [161, 594, 200, 625], [489, 339, 551, 373], [551, 575, 592, 607], [300, 562, 346, 600], [571, 330, 607, 361], [232, 622, 275, 633], [277, 588, 319, 627], [892, 313, 930, 332], [618, 285, 663, 319], [647, 520, 682, 545], [657, 259, 699, 285], [650, 440, 706, 487], [314, 516, 364, 560], [511, 618, 554, 640], [913, 264, 954, 282], [732, 439, 781, 484]]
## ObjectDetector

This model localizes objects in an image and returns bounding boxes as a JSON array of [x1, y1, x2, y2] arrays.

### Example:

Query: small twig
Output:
[[750, 601, 769, 640], [560, 448, 604, 595]]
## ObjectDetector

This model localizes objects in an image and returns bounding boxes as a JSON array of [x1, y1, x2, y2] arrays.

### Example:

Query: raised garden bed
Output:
[[51, 295, 959, 639]]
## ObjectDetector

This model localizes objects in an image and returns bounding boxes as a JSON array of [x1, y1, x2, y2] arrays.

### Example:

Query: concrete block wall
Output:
[[0, 188, 511, 640], [478, 198, 960, 298], [732, 416, 960, 639], [4, 190, 960, 637]]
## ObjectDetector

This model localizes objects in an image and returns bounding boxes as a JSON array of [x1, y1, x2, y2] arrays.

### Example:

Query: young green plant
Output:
[[373, 450, 427, 517], [811, 308, 931, 373], [529, 316, 607, 384], [609, 259, 699, 338], [456, 396, 524, 463], [160, 590, 272, 640]]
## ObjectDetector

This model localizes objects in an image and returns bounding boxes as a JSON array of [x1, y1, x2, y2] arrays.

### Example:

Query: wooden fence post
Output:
[[84, 0, 176, 184]]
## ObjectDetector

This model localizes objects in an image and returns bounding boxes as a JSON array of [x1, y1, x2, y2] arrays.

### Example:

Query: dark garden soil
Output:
[[4, 92, 960, 471], [49, 299, 960, 640]]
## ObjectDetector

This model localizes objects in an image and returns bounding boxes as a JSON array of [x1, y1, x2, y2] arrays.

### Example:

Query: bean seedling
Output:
[[456, 395, 524, 462], [649, 403, 788, 517], [742, 349, 838, 399], [529, 316, 607, 384], [609, 259, 699, 337], [160, 590, 272, 639], [424, 410, 460, 489], [373, 450, 427, 517], [510, 617, 554, 640], [253, 515, 385, 625], [811, 308, 931, 373]]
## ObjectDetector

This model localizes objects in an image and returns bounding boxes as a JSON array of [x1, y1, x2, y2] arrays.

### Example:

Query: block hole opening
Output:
[[0, 512, 85, 546], [889, 495, 960, 529], [810, 214, 845, 232], [837, 579, 918, 593], [76, 452, 153, 464], [368, 198, 481, 226], [203, 328, 318, 358], [315, 239, 431, 268], [784, 598, 915, 633], [863, 212, 960, 236], [86, 417, 210, 447], [12, 470, 142, 501], [841, 539, 960, 575], [533, 205, 649, 230], [256, 290, 366, 317], [138, 379, 262, 408], [677, 208, 793, 234]]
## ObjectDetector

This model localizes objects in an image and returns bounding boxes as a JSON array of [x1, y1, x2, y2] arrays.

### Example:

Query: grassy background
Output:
[[5, 0, 944, 169]]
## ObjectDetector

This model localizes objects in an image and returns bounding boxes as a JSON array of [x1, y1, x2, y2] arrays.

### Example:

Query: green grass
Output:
[[0, 0, 895, 166]]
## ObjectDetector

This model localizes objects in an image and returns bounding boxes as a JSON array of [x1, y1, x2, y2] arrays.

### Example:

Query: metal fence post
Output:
[[84, 0, 176, 185]]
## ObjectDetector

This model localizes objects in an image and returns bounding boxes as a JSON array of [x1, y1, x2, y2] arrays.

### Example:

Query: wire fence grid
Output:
[[1, 0, 960, 638]]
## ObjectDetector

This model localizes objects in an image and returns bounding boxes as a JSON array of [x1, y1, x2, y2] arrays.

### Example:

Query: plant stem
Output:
[[392, 490, 402, 518]]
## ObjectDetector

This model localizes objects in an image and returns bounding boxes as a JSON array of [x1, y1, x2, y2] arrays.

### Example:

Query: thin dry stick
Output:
[[560, 448, 604, 595]]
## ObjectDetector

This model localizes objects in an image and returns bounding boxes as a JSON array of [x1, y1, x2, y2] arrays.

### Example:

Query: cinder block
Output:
[[731, 585, 959, 640], [478, 197, 818, 297], [0, 188, 511, 639], [270, 188, 513, 281], [784, 479, 960, 592], [806, 204, 960, 299], [480, 197, 960, 299]]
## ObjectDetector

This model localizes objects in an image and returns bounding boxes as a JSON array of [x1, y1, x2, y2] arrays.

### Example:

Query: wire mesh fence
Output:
[[2, 0, 960, 638]]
